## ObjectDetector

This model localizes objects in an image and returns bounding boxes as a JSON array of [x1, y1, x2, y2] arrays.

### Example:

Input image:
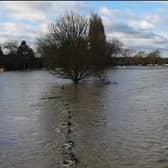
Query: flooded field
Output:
[[1, 67, 168, 168]]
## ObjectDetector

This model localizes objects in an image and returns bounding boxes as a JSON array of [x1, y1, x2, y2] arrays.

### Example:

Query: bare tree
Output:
[[145, 49, 161, 65], [122, 48, 135, 57], [3, 40, 18, 55], [37, 33, 63, 70], [0, 45, 3, 56], [109, 38, 123, 57], [37, 12, 90, 84]]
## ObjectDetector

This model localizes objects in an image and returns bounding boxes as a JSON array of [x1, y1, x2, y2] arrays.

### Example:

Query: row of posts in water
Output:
[[60, 98, 79, 167]]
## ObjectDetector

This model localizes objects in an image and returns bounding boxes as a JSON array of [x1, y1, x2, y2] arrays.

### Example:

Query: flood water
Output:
[[1, 67, 168, 168]]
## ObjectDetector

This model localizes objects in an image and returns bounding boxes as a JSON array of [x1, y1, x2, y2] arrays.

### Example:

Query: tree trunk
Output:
[[73, 78, 79, 85]]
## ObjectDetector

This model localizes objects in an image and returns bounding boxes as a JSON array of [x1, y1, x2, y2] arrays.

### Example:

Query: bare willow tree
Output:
[[37, 12, 90, 84]]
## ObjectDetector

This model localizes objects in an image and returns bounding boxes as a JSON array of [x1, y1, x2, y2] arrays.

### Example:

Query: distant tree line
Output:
[[0, 40, 43, 70], [111, 48, 168, 66]]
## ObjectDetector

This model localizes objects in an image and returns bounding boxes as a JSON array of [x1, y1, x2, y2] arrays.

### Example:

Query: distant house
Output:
[[17, 41, 35, 70]]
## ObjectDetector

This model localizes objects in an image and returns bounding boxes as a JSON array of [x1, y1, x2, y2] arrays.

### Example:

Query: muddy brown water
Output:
[[1, 67, 168, 168]]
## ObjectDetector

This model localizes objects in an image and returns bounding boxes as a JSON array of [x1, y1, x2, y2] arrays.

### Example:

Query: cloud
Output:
[[0, 1, 85, 46], [0, 22, 39, 46], [130, 20, 154, 30], [0, 2, 168, 56], [96, 6, 168, 55], [108, 30, 168, 53], [0, 1, 88, 23], [0, 1, 47, 23]]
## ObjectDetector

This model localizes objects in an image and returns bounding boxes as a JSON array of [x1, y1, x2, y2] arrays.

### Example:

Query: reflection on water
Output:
[[1, 68, 168, 167]]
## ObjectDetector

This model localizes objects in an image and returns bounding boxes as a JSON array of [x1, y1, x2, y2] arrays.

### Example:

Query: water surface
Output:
[[1, 67, 168, 168]]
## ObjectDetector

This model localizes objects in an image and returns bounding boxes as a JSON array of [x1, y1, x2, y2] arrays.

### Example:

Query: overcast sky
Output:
[[0, 1, 168, 57]]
